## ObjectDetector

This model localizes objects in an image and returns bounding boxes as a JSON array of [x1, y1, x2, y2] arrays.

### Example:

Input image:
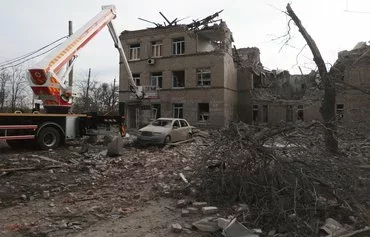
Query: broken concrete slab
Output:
[[181, 209, 190, 217], [187, 207, 198, 214], [192, 202, 208, 208], [107, 136, 123, 157], [201, 206, 218, 215], [192, 217, 219, 232], [222, 218, 259, 237], [176, 199, 187, 208], [171, 223, 183, 233]]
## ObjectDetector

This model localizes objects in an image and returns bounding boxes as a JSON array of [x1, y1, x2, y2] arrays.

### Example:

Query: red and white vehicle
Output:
[[0, 5, 143, 149]]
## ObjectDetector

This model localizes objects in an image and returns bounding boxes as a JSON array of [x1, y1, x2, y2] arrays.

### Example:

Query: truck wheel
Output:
[[37, 127, 61, 150]]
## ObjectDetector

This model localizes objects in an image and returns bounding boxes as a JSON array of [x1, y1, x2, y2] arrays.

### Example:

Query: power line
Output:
[[0, 35, 68, 68], [0, 42, 63, 71]]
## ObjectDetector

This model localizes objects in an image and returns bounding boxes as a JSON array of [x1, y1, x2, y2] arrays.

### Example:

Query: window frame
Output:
[[196, 68, 211, 87], [129, 43, 140, 60], [150, 72, 163, 89], [173, 103, 184, 118], [172, 38, 185, 55], [151, 41, 162, 58], [198, 103, 210, 122], [132, 73, 140, 86], [172, 71, 185, 88]]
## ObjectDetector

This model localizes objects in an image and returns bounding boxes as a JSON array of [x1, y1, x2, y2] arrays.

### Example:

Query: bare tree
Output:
[[7, 66, 29, 112], [0, 70, 9, 111], [286, 3, 338, 153]]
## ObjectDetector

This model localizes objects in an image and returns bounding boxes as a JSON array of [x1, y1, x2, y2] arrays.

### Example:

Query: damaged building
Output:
[[236, 48, 322, 126], [118, 10, 370, 129], [119, 12, 238, 128], [332, 42, 370, 128]]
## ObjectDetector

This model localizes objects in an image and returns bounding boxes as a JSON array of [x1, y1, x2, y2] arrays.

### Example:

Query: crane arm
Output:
[[28, 5, 143, 113]]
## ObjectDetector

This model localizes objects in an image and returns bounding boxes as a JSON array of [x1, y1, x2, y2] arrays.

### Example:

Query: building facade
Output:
[[119, 22, 238, 128]]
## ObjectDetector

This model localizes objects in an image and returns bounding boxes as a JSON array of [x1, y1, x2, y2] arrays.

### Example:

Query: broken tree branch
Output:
[[286, 3, 338, 153]]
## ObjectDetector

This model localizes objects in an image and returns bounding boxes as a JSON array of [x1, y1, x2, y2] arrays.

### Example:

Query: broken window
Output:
[[173, 103, 183, 118], [286, 105, 293, 122], [151, 41, 162, 57], [297, 105, 304, 121], [132, 73, 140, 86], [197, 68, 211, 86], [336, 104, 344, 121], [172, 38, 185, 55], [198, 103, 210, 122], [129, 43, 140, 60], [252, 105, 259, 123], [262, 105, 268, 123], [152, 104, 161, 119], [253, 74, 262, 88], [150, 72, 162, 89], [172, 71, 185, 88]]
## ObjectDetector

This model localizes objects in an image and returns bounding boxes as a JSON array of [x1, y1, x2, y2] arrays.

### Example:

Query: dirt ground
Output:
[[0, 139, 209, 237]]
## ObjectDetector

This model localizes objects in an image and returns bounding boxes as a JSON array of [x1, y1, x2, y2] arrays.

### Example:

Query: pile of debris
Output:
[[189, 122, 370, 236]]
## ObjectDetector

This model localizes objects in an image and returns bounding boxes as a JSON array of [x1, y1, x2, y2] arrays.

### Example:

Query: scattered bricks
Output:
[[176, 199, 187, 208], [43, 190, 50, 199], [201, 206, 218, 215], [187, 207, 198, 214], [181, 209, 190, 217], [192, 202, 208, 208], [171, 223, 183, 233]]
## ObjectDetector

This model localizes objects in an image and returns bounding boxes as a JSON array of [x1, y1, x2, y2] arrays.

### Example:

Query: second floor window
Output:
[[197, 68, 211, 86], [172, 71, 185, 88], [172, 38, 185, 55], [152, 41, 162, 57], [150, 72, 163, 89], [132, 73, 140, 86], [129, 44, 140, 60]]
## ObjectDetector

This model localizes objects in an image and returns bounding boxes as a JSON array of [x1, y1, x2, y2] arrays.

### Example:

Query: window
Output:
[[286, 105, 293, 122], [252, 105, 259, 123], [151, 41, 162, 57], [297, 105, 304, 121], [172, 38, 185, 55], [173, 120, 180, 128], [132, 73, 140, 86], [173, 103, 183, 118], [197, 68, 211, 86], [198, 103, 210, 121], [172, 71, 185, 88], [262, 105, 268, 123], [129, 44, 140, 60], [179, 120, 189, 127], [336, 104, 344, 121], [150, 72, 163, 89]]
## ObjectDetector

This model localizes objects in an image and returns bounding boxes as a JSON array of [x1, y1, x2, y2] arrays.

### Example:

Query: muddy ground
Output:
[[0, 139, 210, 237]]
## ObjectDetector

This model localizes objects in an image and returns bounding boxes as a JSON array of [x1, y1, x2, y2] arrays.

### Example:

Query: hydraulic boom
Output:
[[28, 5, 143, 113]]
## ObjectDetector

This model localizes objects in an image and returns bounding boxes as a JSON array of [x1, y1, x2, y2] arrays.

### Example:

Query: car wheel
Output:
[[164, 135, 171, 144]]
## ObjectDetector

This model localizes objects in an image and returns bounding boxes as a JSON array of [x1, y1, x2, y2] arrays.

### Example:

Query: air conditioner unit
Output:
[[147, 58, 155, 65]]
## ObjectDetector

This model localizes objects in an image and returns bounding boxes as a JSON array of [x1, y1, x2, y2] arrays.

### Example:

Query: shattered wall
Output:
[[333, 42, 370, 129]]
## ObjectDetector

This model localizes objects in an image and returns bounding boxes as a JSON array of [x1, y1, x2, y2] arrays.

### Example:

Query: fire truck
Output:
[[0, 5, 143, 149]]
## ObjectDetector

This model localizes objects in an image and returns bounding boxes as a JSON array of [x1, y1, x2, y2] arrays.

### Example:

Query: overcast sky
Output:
[[0, 0, 369, 85]]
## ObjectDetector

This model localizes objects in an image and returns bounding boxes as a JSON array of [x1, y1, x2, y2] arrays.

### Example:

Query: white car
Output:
[[138, 118, 193, 145]]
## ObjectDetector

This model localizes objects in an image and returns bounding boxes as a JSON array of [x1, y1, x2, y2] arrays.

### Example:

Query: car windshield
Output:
[[151, 119, 172, 127]]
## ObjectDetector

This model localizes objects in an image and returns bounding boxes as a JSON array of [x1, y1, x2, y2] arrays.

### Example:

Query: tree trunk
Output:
[[286, 4, 338, 153]]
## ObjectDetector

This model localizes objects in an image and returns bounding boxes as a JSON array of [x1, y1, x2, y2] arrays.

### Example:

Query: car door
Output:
[[179, 119, 190, 140], [171, 120, 182, 142]]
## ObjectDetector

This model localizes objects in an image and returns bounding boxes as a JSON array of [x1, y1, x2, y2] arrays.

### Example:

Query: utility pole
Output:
[[86, 68, 91, 99], [68, 21, 73, 87]]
